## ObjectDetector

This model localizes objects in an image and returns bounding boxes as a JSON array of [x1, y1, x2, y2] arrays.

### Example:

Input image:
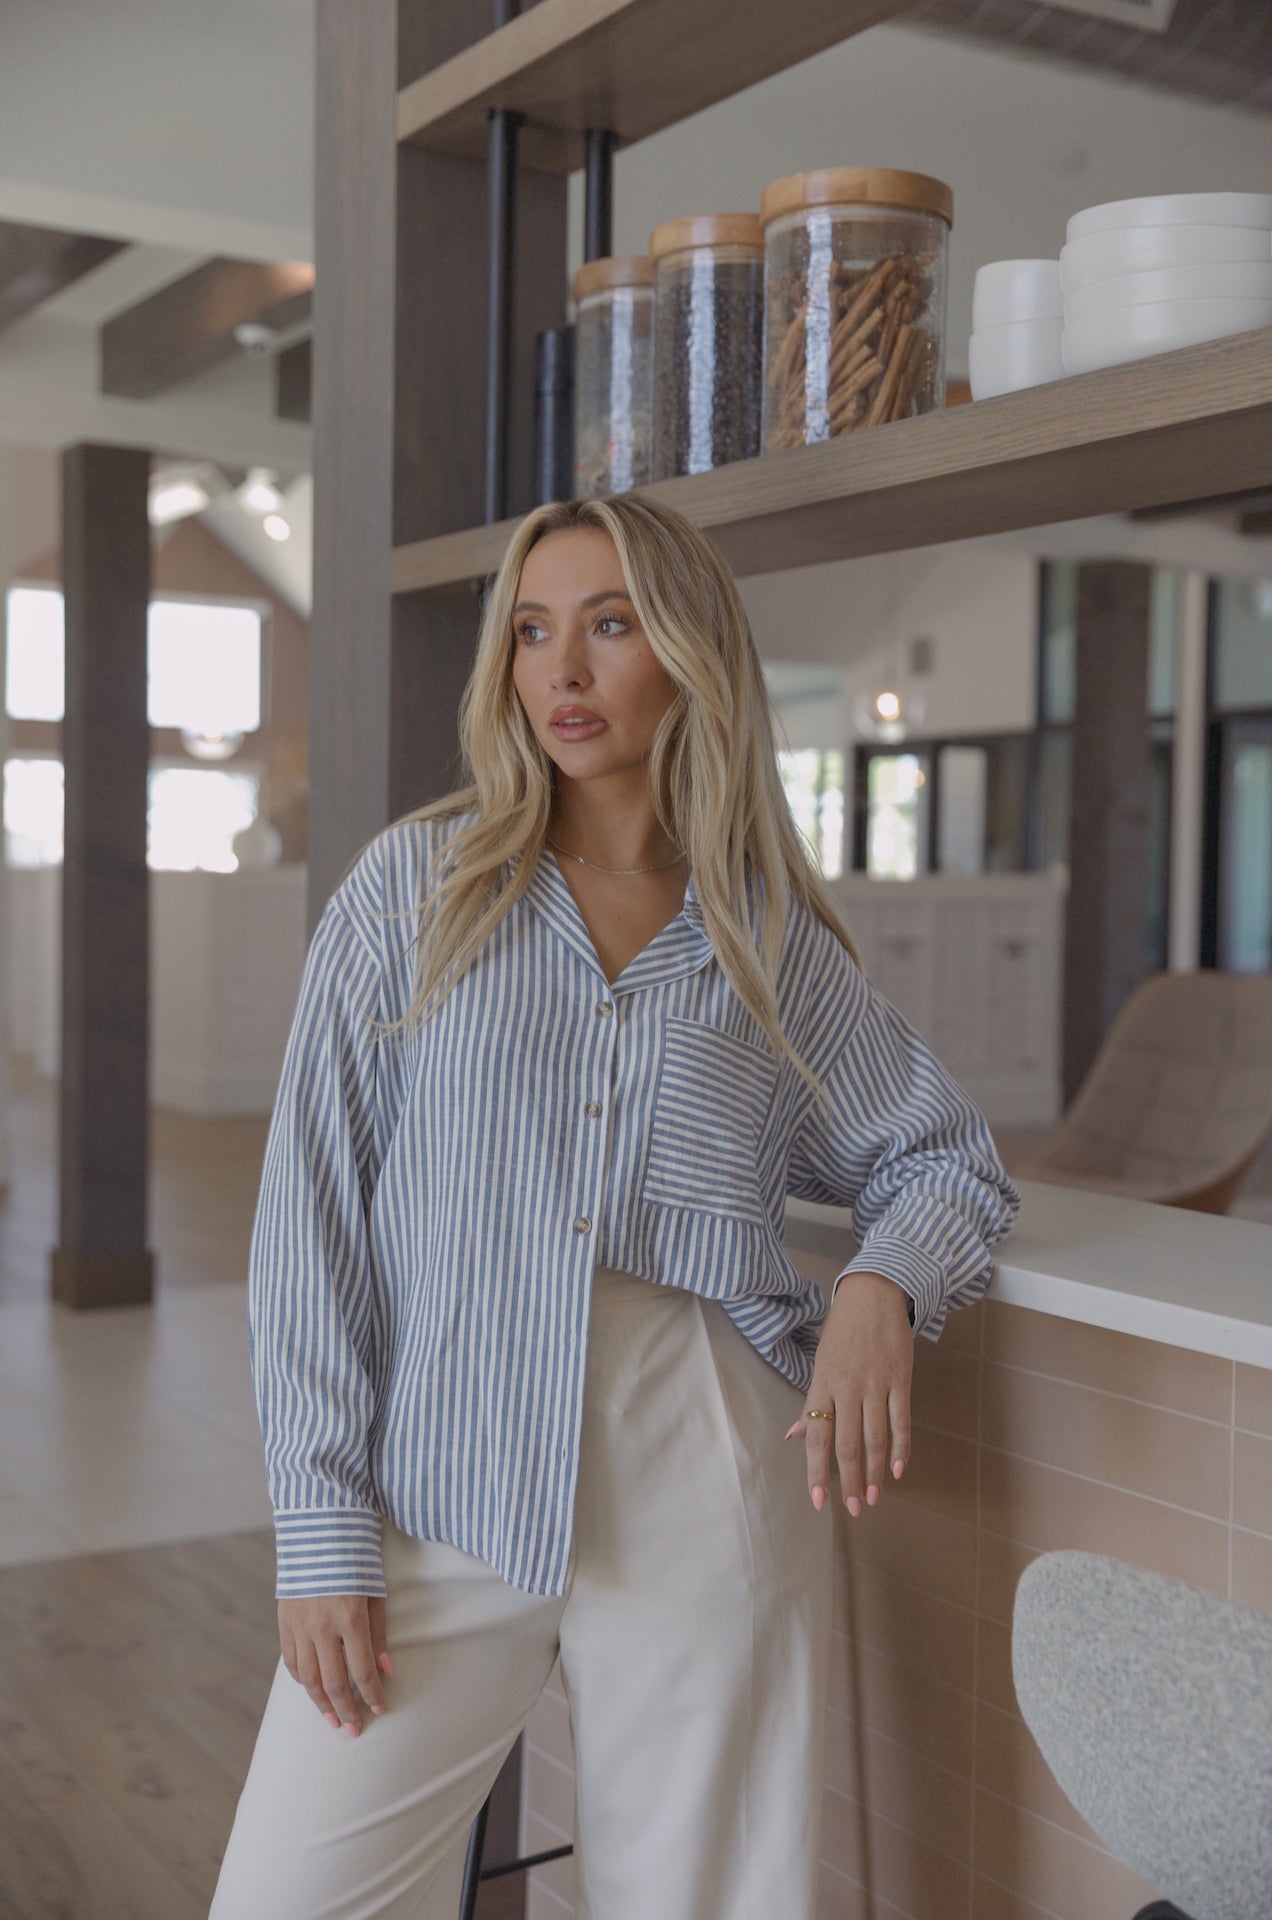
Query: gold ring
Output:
[[804, 1407, 834, 1422]]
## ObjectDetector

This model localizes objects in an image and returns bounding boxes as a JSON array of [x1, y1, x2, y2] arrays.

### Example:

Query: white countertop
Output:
[[786, 1179, 1272, 1368]]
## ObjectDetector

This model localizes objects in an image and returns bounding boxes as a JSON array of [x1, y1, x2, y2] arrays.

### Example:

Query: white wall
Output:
[[748, 544, 1039, 747]]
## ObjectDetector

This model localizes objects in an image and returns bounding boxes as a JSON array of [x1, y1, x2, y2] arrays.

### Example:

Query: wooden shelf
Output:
[[391, 326, 1272, 594], [397, 0, 910, 171]]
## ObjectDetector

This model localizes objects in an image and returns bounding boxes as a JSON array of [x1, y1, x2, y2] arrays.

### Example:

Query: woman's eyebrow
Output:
[[512, 589, 633, 615]]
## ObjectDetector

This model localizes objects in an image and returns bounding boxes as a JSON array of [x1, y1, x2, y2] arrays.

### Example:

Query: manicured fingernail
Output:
[[846, 1495, 862, 1518], [866, 1484, 880, 1507], [370, 1704, 386, 1716], [892, 1458, 905, 1480], [378, 1652, 395, 1679], [784, 1423, 799, 1442], [811, 1485, 826, 1512], [344, 1722, 360, 1739], [324, 1712, 340, 1729]]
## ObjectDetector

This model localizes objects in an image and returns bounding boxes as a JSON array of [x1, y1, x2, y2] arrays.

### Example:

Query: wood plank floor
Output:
[[0, 1529, 278, 1920]]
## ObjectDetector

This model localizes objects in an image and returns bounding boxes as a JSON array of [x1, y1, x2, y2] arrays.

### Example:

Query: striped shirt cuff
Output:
[[830, 1233, 946, 1334], [274, 1508, 387, 1599]]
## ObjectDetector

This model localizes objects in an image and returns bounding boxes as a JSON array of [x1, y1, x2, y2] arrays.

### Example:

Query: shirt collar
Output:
[[510, 841, 712, 993]]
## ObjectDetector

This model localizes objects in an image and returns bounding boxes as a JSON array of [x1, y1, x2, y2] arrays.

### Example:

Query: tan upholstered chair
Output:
[[1016, 971, 1272, 1214]]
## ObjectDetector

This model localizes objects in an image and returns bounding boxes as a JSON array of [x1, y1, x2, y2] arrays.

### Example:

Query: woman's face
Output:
[[510, 528, 679, 793]]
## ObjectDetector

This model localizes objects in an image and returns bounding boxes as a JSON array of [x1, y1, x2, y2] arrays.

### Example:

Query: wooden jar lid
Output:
[[759, 168, 954, 231], [571, 255, 654, 301], [648, 213, 763, 262]]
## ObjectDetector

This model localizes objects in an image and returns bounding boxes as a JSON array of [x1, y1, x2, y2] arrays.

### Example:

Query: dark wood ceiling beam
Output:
[[0, 223, 126, 333], [1130, 486, 1272, 524], [100, 258, 314, 400], [276, 337, 312, 422]]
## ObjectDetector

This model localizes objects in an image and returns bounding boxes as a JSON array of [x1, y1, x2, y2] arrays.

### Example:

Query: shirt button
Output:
[[573, 1217, 592, 1234], [585, 1101, 602, 1118], [595, 1001, 613, 1018]]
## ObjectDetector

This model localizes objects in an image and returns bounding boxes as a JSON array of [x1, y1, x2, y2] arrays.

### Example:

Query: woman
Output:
[[211, 493, 1019, 1920]]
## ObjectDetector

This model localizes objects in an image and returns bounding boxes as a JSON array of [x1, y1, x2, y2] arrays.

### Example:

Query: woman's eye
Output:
[[596, 616, 628, 636], [516, 623, 543, 644]]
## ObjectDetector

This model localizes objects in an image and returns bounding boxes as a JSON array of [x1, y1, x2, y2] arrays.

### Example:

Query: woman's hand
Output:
[[786, 1271, 914, 1517], [278, 1594, 393, 1737]]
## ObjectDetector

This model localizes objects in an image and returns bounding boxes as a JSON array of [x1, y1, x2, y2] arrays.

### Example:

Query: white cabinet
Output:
[[829, 872, 1065, 1126]]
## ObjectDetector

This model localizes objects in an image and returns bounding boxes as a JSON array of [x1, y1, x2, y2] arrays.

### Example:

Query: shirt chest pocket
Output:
[[641, 1015, 777, 1228]]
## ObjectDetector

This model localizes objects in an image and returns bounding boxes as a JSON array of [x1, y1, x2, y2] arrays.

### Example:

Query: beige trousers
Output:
[[210, 1264, 833, 1920]]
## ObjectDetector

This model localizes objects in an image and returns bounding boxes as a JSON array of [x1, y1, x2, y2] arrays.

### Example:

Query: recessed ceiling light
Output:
[[240, 467, 285, 516]]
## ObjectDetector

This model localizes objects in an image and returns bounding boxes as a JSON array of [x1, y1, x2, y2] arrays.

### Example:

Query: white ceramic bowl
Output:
[[1065, 260, 1272, 322], [1060, 222, 1272, 294], [972, 259, 1063, 331], [1067, 193, 1272, 243], [1061, 298, 1272, 375], [969, 315, 1067, 398]]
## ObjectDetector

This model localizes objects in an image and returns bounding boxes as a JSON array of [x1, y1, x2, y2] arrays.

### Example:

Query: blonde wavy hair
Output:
[[382, 492, 860, 1113]]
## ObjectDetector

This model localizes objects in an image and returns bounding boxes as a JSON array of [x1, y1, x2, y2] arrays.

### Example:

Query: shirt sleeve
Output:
[[787, 978, 1021, 1341], [247, 891, 388, 1598]]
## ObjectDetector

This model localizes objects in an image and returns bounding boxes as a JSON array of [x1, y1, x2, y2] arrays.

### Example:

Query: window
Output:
[[865, 752, 930, 881], [147, 598, 262, 733], [1205, 580, 1272, 972], [936, 746, 987, 876], [5, 588, 65, 721], [1039, 563, 1077, 726], [3, 757, 261, 873], [4, 756, 64, 866], [147, 765, 260, 873], [1212, 578, 1272, 713], [4, 585, 263, 734], [778, 748, 845, 878]]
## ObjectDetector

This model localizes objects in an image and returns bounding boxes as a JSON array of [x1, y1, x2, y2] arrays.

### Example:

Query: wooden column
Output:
[[1062, 560, 1152, 1105], [308, 0, 568, 928], [51, 443, 155, 1309]]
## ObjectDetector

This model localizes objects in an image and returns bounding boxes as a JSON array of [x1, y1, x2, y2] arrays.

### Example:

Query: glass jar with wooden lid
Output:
[[758, 168, 953, 452], [572, 255, 654, 498], [649, 213, 764, 480]]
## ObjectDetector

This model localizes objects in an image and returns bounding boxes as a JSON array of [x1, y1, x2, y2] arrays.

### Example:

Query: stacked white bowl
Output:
[[968, 260, 1066, 398], [1060, 192, 1272, 375]]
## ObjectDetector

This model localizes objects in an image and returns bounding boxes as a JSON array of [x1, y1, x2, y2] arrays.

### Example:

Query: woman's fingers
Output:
[[888, 1379, 912, 1481], [803, 1405, 833, 1505], [278, 1596, 387, 1735], [368, 1595, 394, 1683], [861, 1394, 892, 1506], [787, 1270, 916, 1516], [343, 1604, 387, 1720]]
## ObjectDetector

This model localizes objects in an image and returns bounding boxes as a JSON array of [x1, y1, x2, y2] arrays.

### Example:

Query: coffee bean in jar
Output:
[[572, 255, 654, 499], [758, 168, 953, 451], [650, 214, 764, 481]]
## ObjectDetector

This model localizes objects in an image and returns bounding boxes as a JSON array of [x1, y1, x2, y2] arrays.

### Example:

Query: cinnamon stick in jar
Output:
[[760, 168, 951, 448]]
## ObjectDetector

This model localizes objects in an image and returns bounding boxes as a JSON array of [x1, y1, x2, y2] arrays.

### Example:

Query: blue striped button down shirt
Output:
[[248, 811, 1020, 1599]]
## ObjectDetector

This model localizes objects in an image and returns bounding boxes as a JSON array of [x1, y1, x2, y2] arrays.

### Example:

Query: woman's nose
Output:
[[550, 641, 589, 687]]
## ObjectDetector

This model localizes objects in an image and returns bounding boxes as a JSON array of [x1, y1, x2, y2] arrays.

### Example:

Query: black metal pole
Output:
[[484, 0, 522, 524], [458, 1793, 490, 1920], [583, 127, 617, 262], [484, 106, 519, 523]]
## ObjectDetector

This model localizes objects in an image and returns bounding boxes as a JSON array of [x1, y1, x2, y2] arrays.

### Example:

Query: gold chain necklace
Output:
[[545, 835, 687, 877]]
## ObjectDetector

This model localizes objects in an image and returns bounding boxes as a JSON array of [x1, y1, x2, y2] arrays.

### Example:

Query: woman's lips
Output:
[[549, 715, 607, 739]]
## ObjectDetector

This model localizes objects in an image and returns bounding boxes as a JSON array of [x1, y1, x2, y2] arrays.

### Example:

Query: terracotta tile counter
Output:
[[522, 1181, 1272, 1920]]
